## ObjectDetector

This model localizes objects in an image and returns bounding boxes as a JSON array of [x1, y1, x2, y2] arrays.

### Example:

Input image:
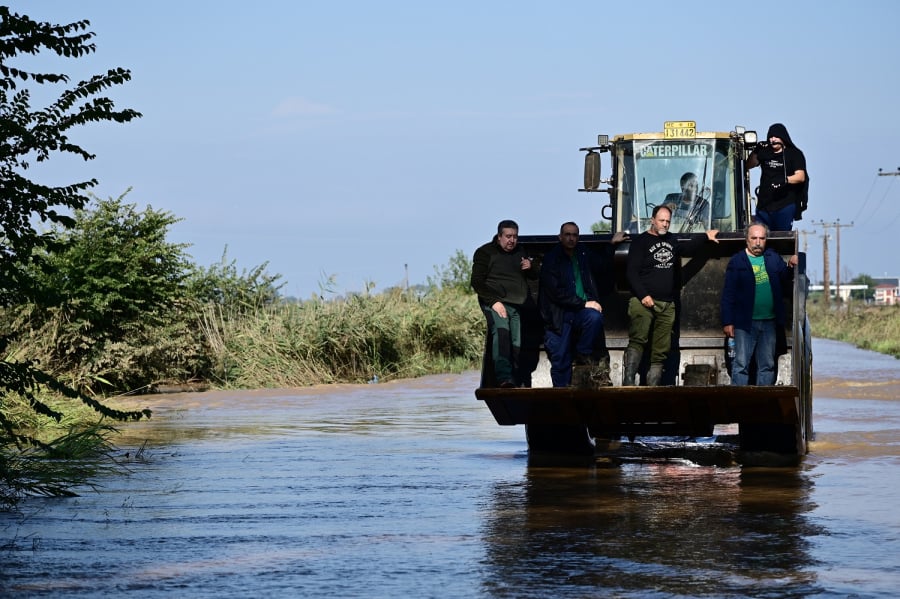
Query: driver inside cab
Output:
[[664, 172, 710, 232]]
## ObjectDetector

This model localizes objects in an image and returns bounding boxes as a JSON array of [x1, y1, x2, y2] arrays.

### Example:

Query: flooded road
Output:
[[2, 337, 899, 598]]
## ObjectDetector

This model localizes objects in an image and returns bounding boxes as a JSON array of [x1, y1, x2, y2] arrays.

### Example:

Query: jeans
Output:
[[731, 319, 777, 386], [755, 203, 795, 232], [544, 308, 603, 387], [626, 297, 675, 365]]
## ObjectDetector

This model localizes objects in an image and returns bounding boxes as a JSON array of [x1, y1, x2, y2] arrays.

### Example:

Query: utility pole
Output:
[[815, 220, 853, 303], [798, 228, 816, 253], [834, 220, 853, 301], [820, 230, 831, 305]]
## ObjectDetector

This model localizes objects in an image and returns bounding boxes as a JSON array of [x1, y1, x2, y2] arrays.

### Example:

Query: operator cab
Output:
[[583, 122, 759, 235]]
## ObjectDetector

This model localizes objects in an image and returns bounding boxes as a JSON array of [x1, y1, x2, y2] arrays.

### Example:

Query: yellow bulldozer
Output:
[[475, 121, 813, 459]]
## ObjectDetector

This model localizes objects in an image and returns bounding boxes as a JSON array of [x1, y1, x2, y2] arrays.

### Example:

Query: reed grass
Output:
[[1, 423, 123, 508], [200, 287, 485, 389], [808, 301, 900, 358]]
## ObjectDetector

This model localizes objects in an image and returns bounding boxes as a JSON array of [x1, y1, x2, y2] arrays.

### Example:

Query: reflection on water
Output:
[[482, 464, 822, 597], [2, 339, 899, 597]]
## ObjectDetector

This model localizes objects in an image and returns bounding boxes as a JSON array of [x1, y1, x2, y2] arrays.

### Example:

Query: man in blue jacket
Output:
[[721, 223, 797, 385], [539, 222, 624, 387]]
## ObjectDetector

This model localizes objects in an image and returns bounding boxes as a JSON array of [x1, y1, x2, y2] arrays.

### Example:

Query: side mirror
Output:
[[583, 151, 601, 191]]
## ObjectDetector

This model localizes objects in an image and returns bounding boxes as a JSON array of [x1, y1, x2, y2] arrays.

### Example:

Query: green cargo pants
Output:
[[626, 297, 675, 365]]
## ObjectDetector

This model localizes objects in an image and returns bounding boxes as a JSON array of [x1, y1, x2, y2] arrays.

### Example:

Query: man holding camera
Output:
[[746, 123, 808, 231]]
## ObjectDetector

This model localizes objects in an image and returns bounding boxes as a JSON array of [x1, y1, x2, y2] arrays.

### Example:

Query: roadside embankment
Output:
[[808, 303, 900, 359]]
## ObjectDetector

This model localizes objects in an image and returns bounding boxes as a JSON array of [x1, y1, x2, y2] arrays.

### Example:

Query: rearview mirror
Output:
[[583, 151, 601, 191]]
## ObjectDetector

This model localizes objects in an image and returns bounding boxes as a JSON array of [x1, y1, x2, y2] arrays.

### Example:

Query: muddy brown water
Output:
[[2, 338, 899, 598]]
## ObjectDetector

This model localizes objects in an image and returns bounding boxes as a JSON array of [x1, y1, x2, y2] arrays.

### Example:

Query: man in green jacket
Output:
[[471, 220, 536, 387]]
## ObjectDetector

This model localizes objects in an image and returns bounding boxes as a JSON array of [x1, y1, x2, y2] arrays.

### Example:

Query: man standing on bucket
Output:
[[624, 205, 719, 386], [721, 222, 797, 386], [471, 219, 536, 388]]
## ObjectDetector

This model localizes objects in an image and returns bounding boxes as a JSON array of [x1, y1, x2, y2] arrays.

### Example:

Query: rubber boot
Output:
[[646, 363, 664, 387], [622, 347, 641, 387]]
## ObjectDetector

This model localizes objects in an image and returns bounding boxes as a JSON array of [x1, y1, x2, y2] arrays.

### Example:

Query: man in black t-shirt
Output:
[[624, 205, 719, 386], [746, 123, 808, 231]]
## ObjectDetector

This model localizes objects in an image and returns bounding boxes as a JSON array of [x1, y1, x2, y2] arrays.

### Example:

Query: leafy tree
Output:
[[849, 274, 875, 302], [17, 193, 207, 392], [187, 247, 284, 313], [590, 220, 611, 233], [0, 8, 141, 306], [428, 249, 473, 294], [1, 7, 147, 506]]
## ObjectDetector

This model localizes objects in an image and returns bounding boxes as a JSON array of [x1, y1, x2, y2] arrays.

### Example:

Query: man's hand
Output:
[[611, 231, 628, 244], [492, 301, 507, 319], [585, 300, 602, 312], [706, 229, 720, 243], [641, 295, 654, 308], [520, 257, 533, 271], [723, 324, 734, 337]]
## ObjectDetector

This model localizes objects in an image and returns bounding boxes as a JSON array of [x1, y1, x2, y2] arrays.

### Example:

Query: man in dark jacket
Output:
[[721, 223, 797, 385], [471, 219, 536, 387], [746, 122, 808, 231], [538, 222, 623, 387]]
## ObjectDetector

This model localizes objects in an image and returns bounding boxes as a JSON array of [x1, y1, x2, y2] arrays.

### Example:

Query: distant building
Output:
[[808, 278, 899, 304], [872, 277, 900, 306], [808, 284, 869, 302]]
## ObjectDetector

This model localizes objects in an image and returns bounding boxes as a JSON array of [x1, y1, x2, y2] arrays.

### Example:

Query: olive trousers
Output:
[[626, 297, 675, 365]]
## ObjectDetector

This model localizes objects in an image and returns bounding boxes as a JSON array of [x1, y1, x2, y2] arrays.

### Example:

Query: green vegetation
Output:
[[1, 7, 147, 508], [2, 192, 485, 395], [13, 193, 202, 394], [200, 286, 482, 389], [808, 302, 900, 358], [0, 186, 484, 506], [849, 274, 876, 302]]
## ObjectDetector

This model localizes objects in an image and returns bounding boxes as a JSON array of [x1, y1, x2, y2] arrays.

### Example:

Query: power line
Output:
[[867, 177, 897, 224], [869, 169, 900, 233], [850, 175, 881, 223]]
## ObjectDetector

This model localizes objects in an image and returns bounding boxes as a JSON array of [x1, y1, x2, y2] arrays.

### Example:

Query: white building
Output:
[[808, 284, 869, 302], [808, 278, 900, 304]]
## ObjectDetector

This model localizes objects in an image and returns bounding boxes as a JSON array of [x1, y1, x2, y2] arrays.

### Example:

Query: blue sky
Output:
[[8, 1, 900, 296]]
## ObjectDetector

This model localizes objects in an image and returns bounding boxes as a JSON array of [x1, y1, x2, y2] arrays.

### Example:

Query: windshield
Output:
[[616, 139, 737, 234]]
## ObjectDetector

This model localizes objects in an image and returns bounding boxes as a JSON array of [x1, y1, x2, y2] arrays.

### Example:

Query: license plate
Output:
[[664, 120, 696, 138]]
